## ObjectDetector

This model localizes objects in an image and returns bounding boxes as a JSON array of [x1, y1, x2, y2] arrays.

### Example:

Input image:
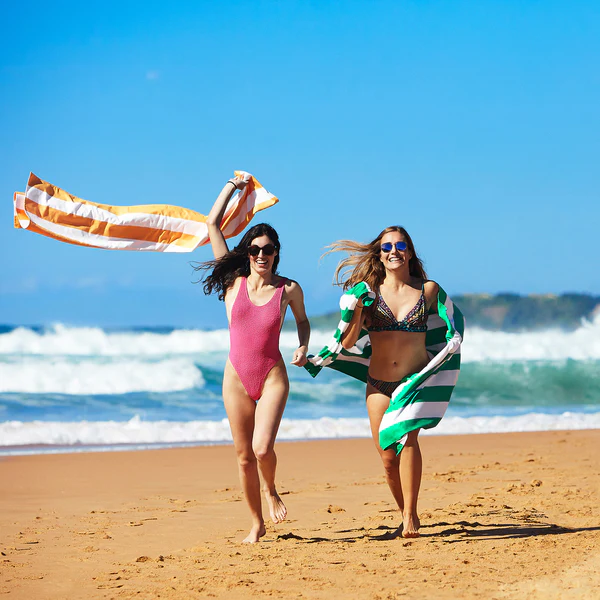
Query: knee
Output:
[[252, 444, 274, 463], [403, 430, 420, 448], [237, 451, 257, 469]]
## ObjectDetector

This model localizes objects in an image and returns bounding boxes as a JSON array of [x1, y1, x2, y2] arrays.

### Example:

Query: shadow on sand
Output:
[[274, 522, 600, 544]]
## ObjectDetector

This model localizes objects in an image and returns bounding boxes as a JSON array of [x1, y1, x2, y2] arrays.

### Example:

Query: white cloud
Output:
[[73, 276, 108, 290], [0, 277, 39, 294]]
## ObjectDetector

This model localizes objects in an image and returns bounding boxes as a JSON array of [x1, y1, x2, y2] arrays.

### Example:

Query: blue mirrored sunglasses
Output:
[[380, 241, 407, 253]]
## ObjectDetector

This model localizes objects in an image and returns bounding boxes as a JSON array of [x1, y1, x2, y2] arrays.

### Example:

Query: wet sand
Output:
[[1, 430, 599, 599]]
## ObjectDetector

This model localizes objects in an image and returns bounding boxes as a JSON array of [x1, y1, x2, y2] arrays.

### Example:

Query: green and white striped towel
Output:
[[305, 282, 464, 454]]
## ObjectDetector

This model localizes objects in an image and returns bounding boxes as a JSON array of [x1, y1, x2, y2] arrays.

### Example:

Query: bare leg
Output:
[[222, 360, 265, 543], [253, 360, 289, 524], [400, 429, 422, 538], [366, 387, 405, 512]]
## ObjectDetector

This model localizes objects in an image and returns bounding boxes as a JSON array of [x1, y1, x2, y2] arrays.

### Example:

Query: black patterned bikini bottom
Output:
[[366, 374, 410, 398]]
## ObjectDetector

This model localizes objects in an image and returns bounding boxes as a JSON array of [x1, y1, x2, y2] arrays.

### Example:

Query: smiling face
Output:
[[248, 234, 278, 275], [379, 230, 412, 273]]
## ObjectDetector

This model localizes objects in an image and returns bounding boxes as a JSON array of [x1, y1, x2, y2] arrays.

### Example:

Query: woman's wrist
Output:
[[226, 180, 238, 190]]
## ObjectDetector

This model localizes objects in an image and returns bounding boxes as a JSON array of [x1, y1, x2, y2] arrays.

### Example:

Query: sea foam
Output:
[[0, 324, 230, 357], [463, 316, 600, 362], [0, 358, 204, 394], [1, 411, 599, 454]]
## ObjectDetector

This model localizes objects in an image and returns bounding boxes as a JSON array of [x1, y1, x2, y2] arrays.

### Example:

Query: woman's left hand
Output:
[[290, 348, 308, 367], [229, 175, 248, 190]]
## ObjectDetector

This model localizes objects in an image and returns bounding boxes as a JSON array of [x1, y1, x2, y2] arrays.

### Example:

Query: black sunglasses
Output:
[[248, 243, 276, 257], [381, 241, 408, 253]]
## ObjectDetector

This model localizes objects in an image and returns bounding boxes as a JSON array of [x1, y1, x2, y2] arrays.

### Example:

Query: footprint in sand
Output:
[[190, 546, 214, 554]]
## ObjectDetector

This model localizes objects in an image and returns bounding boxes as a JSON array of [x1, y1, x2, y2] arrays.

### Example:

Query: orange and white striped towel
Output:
[[13, 171, 278, 252]]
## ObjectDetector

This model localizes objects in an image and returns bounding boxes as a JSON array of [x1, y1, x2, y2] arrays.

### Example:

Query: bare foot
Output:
[[242, 523, 266, 544], [263, 489, 287, 524], [402, 512, 420, 538]]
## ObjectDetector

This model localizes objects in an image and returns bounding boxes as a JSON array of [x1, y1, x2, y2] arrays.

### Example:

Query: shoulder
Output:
[[423, 279, 439, 309], [423, 280, 439, 294], [282, 278, 305, 306], [282, 277, 302, 293]]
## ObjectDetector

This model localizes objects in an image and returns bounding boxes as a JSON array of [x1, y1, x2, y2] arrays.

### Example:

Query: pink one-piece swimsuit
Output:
[[229, 277, 286, 401]]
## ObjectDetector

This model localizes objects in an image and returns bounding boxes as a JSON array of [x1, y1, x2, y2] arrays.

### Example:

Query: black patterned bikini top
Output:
[[366, 283, 428, 333]]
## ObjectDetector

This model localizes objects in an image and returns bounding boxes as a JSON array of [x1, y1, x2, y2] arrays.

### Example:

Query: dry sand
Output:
[[1, 430, 598, 599]]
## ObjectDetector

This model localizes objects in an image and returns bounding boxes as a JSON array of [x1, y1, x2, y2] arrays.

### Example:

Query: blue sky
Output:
[[1, 1, 598, 327]]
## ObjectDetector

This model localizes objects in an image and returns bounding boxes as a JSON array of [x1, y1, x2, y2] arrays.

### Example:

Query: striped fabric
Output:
[[304, 282, 376, 381], [305, 282, 464, 454], [13, 171, 278, 252]]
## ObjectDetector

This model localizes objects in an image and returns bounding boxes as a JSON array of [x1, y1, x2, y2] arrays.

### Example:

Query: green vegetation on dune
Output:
[[288, 293, 600, 332]]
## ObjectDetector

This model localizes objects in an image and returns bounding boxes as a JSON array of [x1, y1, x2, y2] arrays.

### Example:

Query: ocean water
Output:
[[1, 316, 599, 455]]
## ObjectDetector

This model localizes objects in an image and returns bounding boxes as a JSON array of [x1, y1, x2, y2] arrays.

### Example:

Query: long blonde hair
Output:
[[326, 226, 427, 291]]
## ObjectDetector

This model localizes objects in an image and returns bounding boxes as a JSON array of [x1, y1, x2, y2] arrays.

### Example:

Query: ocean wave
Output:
[[0, 358, 204, 394], [463, 314, 600, 361], [0, 324, 231, 357], [1, 412, 599, 453], [453, 360, 600, 407], [0, 324, 332, 358], [1, 314, 599, 362]]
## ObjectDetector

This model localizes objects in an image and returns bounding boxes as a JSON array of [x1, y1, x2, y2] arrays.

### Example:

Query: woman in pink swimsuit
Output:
[[195, 175, 310, 543]]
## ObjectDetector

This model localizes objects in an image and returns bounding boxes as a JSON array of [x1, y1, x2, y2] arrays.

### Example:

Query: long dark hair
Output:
[[193, 223, 281, 300], [325, 226, 427, 291]]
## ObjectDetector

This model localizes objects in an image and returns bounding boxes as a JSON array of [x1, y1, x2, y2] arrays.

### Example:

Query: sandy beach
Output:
[[1, 430, 598, 599]]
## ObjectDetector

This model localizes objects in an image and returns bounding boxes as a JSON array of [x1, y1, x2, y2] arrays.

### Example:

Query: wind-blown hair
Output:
[[193, 223, 281, 301], [326, 226, 427, 291]]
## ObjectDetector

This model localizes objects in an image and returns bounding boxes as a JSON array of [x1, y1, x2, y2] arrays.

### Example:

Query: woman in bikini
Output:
[[195, 175, 310, 543], [328, 226, 438, 538]]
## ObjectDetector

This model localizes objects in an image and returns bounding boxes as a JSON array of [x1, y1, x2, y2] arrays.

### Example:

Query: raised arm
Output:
[[287, 281, 311, 367], [340, 300, 367, 349], [206, 176, 247, 259]]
